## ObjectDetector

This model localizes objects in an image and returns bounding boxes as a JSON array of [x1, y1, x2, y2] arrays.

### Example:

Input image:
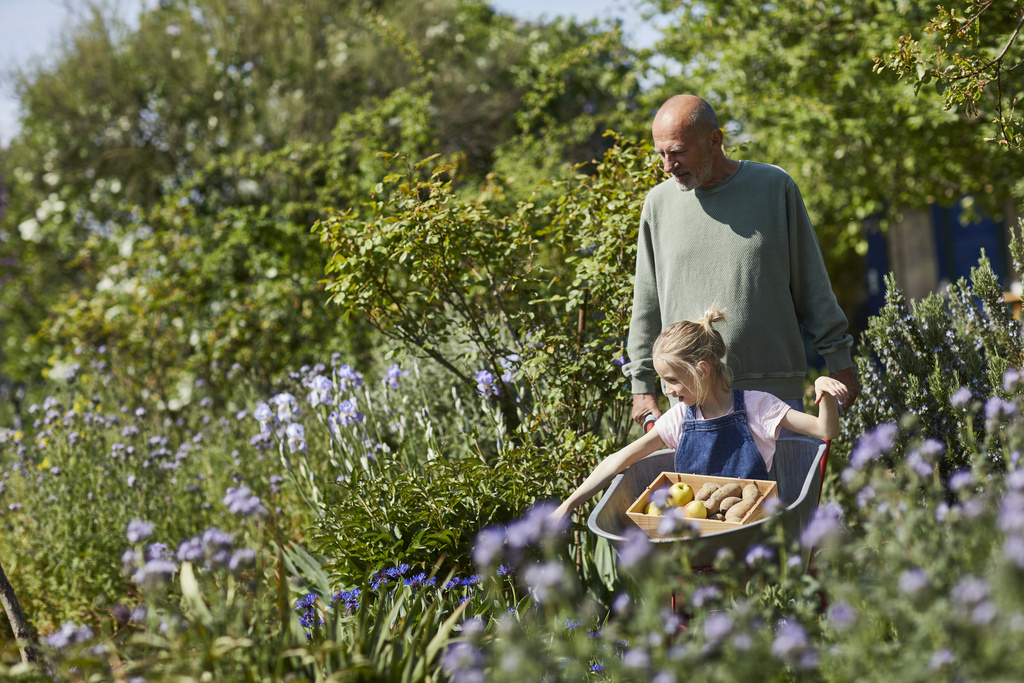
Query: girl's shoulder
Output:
[[742, 390, 792, 419]]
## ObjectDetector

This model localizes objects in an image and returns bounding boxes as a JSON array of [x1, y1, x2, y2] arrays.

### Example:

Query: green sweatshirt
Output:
[[624, 160, 853, 402]]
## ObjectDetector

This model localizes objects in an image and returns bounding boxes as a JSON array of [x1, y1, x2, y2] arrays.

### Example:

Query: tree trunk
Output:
[[0, 560, 37, 664]]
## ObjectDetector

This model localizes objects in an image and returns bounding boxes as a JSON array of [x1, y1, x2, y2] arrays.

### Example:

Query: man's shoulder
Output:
[[737, 160, 795, 186]]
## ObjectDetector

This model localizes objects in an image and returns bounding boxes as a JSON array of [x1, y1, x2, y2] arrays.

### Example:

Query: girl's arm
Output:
[[552, 427, 668, 520], [778, 375, 848, 441]]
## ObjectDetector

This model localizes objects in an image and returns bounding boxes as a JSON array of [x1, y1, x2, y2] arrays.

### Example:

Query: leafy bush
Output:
[[839, 235, 1024, 478]]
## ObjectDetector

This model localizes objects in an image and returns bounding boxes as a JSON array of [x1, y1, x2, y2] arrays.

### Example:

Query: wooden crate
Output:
[[625, 472, 778, 539]]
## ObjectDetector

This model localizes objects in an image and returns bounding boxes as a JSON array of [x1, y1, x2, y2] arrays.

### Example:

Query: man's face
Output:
[[652, 122, 714, 192]]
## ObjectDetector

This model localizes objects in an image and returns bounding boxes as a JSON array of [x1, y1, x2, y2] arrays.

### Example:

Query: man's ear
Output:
[[707, 127, 724, 152]]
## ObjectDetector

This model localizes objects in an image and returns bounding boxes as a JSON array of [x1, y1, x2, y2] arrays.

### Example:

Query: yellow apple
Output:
[[668, 482, 694, 507], [645, 501, 664, 516], [682, 500, 707, 519]]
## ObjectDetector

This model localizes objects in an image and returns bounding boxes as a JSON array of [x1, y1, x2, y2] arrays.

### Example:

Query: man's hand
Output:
[[828, 367, 860, 409], [631, 393, 662, 425]]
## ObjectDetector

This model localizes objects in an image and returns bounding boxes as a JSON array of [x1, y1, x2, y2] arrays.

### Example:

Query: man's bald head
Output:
[[653, 95, 719, 139]]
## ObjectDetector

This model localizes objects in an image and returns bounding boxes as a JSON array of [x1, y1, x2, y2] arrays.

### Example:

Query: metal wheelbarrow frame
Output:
[[587, 437, 829, 569]]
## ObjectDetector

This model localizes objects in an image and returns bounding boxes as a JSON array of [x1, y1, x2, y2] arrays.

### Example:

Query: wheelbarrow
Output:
[[588, 437, 830, 570]]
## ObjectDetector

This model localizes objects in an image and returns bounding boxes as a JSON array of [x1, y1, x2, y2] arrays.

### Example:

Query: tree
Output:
[[877, 0, 1024, 150], [639, 0, 1024, 315], [0, 0, 641, 390]]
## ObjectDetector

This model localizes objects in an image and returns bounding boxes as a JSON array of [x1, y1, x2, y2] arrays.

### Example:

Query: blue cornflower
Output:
[[404, 572, 427, 587], [386, 563, 410, 579], [496, 564, 512, 576], [461, 575, 482, 587], [443, 578, 461, 590], [612, 355, 627, 367]]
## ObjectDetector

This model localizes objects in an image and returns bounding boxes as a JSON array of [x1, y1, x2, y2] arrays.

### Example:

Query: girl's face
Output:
[[653, 357, 703, 406]]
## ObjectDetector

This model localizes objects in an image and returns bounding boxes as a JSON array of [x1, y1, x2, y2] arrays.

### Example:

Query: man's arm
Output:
[[623, 200, 663, 423], [784, 178, 859, 406]]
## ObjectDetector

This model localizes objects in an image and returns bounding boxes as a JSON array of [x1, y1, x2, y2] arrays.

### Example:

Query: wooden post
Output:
[[0, 560, 37, 664]]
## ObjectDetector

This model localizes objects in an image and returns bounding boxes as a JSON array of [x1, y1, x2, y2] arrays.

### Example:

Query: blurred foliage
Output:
[[639, 0, 1024, 315], [877, 0, 1024, 150]]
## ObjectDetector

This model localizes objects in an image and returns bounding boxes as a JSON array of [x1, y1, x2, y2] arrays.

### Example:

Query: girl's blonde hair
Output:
[[652, 307, 732, 406]]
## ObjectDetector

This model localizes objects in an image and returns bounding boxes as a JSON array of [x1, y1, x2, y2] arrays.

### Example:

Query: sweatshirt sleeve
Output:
[[785, 178, 854, 372], [623, 196, 663, 394]]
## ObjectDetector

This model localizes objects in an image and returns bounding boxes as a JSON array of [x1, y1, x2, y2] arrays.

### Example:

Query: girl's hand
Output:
[[814, 375, 850, 408]]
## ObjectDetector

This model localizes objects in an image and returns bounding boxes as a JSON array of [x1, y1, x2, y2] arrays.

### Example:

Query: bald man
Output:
[[624, 95, 859, 425]]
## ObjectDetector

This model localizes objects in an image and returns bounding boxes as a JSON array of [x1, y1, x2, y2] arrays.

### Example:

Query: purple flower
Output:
[[951, 386, 972, 408], [985, 395, 1016, 429], [617, 527, 652, 569], [132, 558, 177, 591], [898, 568, 929, 598], [126, 519, 154, 543], [929, 648, 955, 670], [472, 527, 506, 567], [951, 575, 989, 609], [745, 544, 774, 566], [691, 585, 720, 608], [384, 364, 410, 390], [949, 470, 974, 492], [228, 548, 256, 573], [442, 642, 484, 683], [907, 439, 943, 478], [826, 601, 856, 631], [522, 561, 565, 603], [849, 423, 897, 470], [703, 612, 734, 645], [254, 402, 273, 431], [330, 400, 364, 430], [44, 622, 94, 650], [306, 375, 334, 408], [800, 502, 842, 548], [177, 537, 205, 563], [475, 370, 500, 398], [336, 364, 364, 392], [1005, 368, 1021, 392], [222, 486, 267, 517], [285, 422, 307, 453], [498, 355, 519, 383], [612, 355, 628, 367], [269, 393, 298, 423], [771, 621, 817, 670]]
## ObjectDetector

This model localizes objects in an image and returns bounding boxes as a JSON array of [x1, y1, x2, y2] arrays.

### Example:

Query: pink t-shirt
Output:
[[653, 390, 793, 472]]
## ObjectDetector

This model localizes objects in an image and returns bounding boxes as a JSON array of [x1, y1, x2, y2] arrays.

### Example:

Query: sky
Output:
[[0, 0, 657, 146]]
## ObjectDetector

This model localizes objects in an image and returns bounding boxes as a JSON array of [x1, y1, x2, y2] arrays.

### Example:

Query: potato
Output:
[[725, 499, 755, 522], [719, 496, 742, 512], [695, 483, 719, 502], [710, 512, 726, 521], [705, 483, 743, 514], [742, 483, 760, 503]]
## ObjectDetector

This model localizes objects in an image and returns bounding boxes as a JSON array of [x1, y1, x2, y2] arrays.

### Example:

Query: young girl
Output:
[[553, 308, 847, 518]]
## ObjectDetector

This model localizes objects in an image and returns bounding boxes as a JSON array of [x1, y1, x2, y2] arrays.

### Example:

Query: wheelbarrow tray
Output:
[[588, 438, 827, 569]]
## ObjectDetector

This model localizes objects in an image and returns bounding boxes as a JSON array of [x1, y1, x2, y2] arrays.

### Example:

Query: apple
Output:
[[645, 502, 664, 516], [668, 482, 694, 507], [682, 500, 707, 519]]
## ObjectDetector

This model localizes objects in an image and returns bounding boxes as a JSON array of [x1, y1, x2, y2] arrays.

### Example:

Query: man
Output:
[[624, 94, 859, 424]]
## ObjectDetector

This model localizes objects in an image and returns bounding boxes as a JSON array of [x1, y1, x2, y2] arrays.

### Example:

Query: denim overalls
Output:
[[674, 390, 770, 480]]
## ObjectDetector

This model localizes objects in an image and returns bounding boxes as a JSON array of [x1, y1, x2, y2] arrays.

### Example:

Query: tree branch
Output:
[[0, 560, 37, 664]]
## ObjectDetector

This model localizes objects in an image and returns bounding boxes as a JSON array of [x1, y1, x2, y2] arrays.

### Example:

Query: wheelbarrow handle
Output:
[[643, 414, 657, 433]]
